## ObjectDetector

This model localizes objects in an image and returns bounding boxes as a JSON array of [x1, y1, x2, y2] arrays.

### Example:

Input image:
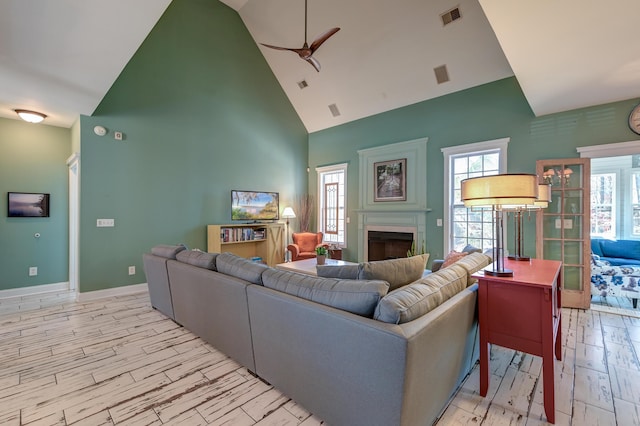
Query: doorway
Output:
[[578, 141, 640, 315]]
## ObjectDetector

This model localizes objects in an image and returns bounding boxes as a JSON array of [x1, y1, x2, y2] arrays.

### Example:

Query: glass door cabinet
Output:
[[536, 158, 591, 308]]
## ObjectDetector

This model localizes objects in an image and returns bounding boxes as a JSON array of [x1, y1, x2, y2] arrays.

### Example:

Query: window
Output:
[[590, 173, 616, 238], [632, 172, 640, 236], [442, 139, 508, 253], [316, 163, 347, 246]]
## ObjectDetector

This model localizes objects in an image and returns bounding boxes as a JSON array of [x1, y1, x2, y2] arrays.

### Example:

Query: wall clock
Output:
[[629, 104, 640, 135]]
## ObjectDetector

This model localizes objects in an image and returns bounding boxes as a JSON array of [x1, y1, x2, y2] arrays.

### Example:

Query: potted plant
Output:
[[315, 246, 328, 265]]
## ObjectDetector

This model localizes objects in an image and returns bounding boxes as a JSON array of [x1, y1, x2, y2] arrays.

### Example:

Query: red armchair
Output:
[[287, 232, 327, 261]]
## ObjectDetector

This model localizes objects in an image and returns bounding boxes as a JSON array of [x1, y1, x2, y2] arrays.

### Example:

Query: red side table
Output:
[[473, 258, 562, 424]]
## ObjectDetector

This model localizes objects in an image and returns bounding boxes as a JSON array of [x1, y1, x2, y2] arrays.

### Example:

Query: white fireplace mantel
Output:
[[357, 138, 430, 261]]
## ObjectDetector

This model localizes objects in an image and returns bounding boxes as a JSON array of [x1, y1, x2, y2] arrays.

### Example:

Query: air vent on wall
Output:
[[297, 79, 309, 89], [441, 7, 461, 26], [434, 65, 450, 84], [328, 103, 341, 117]]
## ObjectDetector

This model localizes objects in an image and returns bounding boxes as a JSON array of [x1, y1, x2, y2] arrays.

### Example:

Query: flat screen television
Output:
[[8, 192, 50, 217], [231, 190, 279, 221]]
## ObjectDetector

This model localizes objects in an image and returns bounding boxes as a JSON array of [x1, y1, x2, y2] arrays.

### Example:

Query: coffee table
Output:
[[275, 258, 357, 276]]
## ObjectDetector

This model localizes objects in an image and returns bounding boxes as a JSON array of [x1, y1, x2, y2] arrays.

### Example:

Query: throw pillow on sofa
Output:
[[358, 254, 430, 291], [176, 249, 218, 270], [151, 244, 187, 259], [216, 252, 269, 285], [374, 264, 468, 324], [262, 269, 389, 317], [441, 251, 467, 268], [316, 264, 359, 279]]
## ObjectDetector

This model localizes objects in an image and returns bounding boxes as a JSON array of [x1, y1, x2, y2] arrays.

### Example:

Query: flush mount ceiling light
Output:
[[14, 109, 47, 124]]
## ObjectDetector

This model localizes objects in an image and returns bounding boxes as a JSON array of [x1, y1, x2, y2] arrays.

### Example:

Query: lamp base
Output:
[[483, 266, 513, 277], [507, 255, 530, 261]]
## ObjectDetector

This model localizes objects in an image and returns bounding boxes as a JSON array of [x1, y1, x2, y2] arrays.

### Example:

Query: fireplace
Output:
[[367, 230, 414, 261]]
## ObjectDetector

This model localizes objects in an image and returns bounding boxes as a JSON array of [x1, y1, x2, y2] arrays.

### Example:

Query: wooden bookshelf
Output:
[[207, 223, 284, 266]]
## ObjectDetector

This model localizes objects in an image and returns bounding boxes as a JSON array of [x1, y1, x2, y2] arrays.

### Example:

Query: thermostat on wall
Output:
[[93, 125, 107, 136]]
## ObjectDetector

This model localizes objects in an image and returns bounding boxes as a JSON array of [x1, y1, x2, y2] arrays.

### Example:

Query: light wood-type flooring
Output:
[[2, 290, 640, 425]]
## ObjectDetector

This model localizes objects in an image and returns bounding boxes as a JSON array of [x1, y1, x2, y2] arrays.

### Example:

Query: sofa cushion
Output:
[[591, 239, 604, 257], [176, 250, 218, 270], [600, 239, 640, 261], [216, 252, 269, 285], [262, 269, 389, 317], [358, 254, 430, 291], [374, 264, 467, 324], [151, 244, 187, 259], [452, 252, 492, 285], [316, 264, 360, 279]]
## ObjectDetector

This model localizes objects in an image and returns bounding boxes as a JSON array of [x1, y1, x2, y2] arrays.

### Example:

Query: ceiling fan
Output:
[[260, 0, 340, 72]]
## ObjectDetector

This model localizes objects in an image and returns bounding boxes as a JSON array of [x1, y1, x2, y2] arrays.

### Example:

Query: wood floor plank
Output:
[[614, 397, 640, 425], [61, 372, 172, 425], [605, 340, 640, 371], [572, 400, 616, 425], [207, 407, 256, 426], [242, 387, 290, 422], [573, 365, 615, 412], [161, 408, 209, 426], [254, 406, 300, 425], [20, 373, 137, 424], [575, 342, 608, 373], [151, 371, 249, 423], [196, 378, 273, 423], [69, 410, 114, 426], [609, 364, 640, 404]]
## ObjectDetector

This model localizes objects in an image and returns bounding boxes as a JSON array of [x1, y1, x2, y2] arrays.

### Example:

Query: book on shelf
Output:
[[219, 226, 266, 243]]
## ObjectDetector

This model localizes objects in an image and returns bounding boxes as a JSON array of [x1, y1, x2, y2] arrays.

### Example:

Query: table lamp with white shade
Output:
[[461, 174, 538, 277]]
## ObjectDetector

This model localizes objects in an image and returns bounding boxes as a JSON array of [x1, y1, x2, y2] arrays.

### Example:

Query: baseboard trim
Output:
[[0, 282, 70, 300], [77, 283, 148, 302]]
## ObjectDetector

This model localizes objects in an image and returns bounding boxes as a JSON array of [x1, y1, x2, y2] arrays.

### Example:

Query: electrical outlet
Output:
[[128, 266, 136, 275], [29, 267, 38, 276], [97, 219, 115, 227]]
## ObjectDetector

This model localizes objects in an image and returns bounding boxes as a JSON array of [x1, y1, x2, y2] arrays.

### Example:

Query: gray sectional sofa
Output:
[[143, 245, 491, 426]]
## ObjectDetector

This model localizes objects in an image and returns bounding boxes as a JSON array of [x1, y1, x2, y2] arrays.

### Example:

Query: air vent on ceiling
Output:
[[328, 103, 341, 117], [297, 79, 308, 89], [441, 7, 461, 26], [434, 65, 450, 84]]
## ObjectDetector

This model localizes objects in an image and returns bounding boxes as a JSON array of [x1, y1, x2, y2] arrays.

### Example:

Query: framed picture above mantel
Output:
[[374, 158, 406, 202]]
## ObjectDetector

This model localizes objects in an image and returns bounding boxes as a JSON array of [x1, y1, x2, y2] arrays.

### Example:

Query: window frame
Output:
[[441, 138, 509, 254], [590, 172, 616, 238], [316, 162, 348, 247]]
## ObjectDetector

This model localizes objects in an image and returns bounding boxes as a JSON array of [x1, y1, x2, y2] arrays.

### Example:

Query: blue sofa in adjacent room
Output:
[[591, 238, 640, 308], [591, 238, 640, 266]]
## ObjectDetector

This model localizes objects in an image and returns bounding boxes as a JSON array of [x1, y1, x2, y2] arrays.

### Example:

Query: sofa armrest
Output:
[[287, 244, 301, 258], [431, 259, 444, 272]]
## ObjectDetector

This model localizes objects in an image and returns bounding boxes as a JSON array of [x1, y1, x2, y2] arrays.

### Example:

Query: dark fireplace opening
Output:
[[368, 231, 414, 261]]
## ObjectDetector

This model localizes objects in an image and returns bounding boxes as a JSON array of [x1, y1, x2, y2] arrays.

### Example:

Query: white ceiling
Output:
[[1, 0, 639, 131], [0, 0, 172, 128]]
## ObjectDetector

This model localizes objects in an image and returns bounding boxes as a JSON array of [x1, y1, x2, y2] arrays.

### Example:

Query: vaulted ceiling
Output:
[[1, 0, 639, 132]]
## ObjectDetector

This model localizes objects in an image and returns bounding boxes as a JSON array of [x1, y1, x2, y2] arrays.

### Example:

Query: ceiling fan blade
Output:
[[309, 27, 340, 52], [306, 56, 321, 72], [260, 43, 297, 52]]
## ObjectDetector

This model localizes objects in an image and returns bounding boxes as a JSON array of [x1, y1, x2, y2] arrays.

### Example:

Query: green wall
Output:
[[78, 0, 308, 292], [309, 77, 640, 261], [0, 117, 70, 290]]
